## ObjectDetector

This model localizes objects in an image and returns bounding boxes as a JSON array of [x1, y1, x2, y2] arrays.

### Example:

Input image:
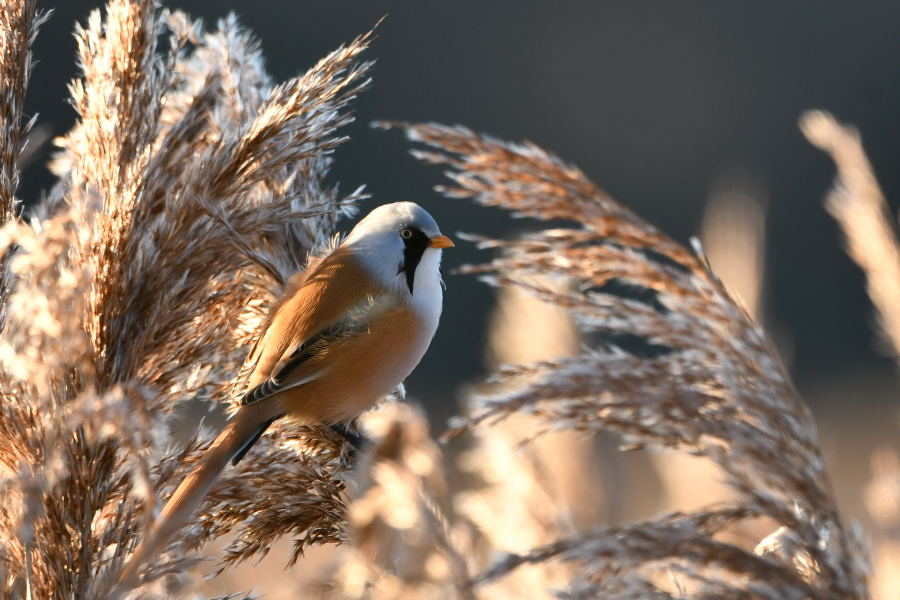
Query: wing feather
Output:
[[242, 247, 386, 402]]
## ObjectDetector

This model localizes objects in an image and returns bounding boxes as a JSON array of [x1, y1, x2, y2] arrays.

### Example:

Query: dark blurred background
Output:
[[24, 1, 900, 426]]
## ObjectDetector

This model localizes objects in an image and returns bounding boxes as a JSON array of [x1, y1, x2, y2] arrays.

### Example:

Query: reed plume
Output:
[[0, 2, 373, 597], [383, 121, 868, 598], [0, 0, 46, 316], [0, 0, 44, 221], [802, 109, 900, 600], [801, 110, 900, 360]]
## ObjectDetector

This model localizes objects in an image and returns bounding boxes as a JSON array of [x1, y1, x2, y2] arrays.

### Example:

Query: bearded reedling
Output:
[[115, 202, 453, 588]]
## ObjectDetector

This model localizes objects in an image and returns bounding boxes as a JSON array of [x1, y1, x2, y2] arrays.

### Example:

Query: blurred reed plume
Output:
[[801, 110, 900, 360], [700, 173, 767, 323], [0, 1, 372, 597], [802, 110, 900, 600], [457, 274, 609, 599], [308, 402, 475, 600], [381, 122, 869, 598]]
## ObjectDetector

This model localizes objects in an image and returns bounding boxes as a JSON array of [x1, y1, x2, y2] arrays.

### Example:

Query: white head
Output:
[[343, 202, 453, 300]]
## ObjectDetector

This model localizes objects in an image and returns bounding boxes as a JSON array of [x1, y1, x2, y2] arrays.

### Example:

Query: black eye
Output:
[[400, 228, 413, 239]]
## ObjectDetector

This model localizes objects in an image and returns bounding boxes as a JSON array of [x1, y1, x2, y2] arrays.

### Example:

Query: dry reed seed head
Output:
[[0, 2, 377, 597], [387, 122, 868, 598], [61, 0, 162, 199], [557, 574, 679, 600], [49, 4, 375, 401], [0, 201, 165, 597], [0, 202, 95, 400], [480, 508, 826, 600], [801, 109, 900, 362], [175, 12, 270, 135], [754, 525, 820, 585], [350, 403, 448, 561], [187, 428, 349, 573]]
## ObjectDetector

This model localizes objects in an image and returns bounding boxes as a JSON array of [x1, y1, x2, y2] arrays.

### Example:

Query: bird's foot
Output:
[[330, 423, 368, 452]]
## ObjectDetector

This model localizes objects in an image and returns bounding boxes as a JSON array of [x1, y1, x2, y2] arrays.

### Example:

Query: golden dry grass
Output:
[[380, 121, 867, 598], [0, 3, 371, 597]]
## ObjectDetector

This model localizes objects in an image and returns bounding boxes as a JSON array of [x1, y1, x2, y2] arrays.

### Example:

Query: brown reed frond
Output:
[[0, 0, 48, 319], [53, 4, 373, 400], [559, 575, 677, 600], [388, 122, 868, 598], [0, 2, 374, 597], [479, 507, 825, 600], [196, 426, 350, 572], [0, 199, 164, 599], [801, 110, 900, 360]]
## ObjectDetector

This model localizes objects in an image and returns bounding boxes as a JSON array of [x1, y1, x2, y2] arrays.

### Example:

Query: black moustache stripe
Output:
[[399, 228, 430, 293]]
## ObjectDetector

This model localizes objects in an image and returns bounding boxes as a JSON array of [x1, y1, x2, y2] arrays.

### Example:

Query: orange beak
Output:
[[428, 234, 455, 249]]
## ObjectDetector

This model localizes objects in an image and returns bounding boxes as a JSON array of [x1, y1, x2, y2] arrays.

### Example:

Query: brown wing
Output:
[[244, 246, 384, 391]]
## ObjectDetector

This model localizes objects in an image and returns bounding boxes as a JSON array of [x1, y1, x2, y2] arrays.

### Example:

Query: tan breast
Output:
[[271, 302, 433, 424]]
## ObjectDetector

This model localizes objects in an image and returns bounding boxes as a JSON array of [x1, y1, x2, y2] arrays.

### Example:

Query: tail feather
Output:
[[231, 413, 283, 466], [114, 412, 265, 590]]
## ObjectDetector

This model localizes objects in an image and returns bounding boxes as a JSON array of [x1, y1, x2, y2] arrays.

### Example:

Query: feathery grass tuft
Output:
[[383, 121, 868, 598], [0, 2, 374, 597]]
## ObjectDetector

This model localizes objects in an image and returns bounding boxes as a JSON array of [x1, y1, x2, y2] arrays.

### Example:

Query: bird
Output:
[[114, 201, 453, 589]]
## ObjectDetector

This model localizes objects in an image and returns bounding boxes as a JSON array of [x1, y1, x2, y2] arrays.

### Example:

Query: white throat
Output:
[[406, 247, 444, 318]]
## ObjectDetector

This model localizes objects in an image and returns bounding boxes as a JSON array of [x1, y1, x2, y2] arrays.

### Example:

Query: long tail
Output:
[[114, 411, 269, 591]]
